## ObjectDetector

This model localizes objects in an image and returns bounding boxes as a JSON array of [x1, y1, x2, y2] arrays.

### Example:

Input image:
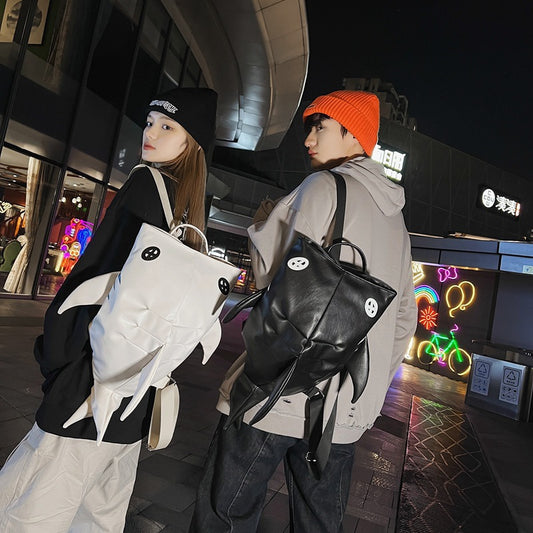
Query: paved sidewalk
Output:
[[1, 298, 532, 532]]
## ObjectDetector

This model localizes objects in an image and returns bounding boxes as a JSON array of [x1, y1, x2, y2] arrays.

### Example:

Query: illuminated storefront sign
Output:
[[478, 185, 520, 218], [372, 143, 407, 182]]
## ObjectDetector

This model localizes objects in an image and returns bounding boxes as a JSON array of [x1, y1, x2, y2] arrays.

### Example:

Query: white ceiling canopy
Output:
[[163, 0, 309, 150]]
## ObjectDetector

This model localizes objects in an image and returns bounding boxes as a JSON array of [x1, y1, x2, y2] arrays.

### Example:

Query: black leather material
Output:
[[224, 236, 396, 427], [345, 338, 370, 403], [223, 371, 268, 430], [222, 289, 264, 324]]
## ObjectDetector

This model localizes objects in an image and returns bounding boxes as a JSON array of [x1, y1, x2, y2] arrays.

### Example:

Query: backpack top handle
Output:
[[325, 239, 368, 273]]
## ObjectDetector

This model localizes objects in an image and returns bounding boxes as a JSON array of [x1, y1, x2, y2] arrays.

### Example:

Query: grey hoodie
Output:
[[216, 156, 417, 443]]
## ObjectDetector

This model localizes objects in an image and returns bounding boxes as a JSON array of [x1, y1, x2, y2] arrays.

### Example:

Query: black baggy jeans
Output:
[[190, 415, 355, 533]]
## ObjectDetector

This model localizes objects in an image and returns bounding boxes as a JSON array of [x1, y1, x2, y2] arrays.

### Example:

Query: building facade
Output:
[[0, 0, 308, 298], [212, 88, 533, 244], [2, 0, 532, 310]]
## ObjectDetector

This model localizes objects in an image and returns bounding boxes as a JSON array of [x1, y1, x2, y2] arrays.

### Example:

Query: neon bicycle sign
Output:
[[416, 324, 472, 376]]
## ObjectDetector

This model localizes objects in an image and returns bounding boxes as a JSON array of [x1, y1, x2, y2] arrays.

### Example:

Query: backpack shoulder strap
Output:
[[132, 164, 173, 228], [305, 380, 339, 480], [328, 171, 346, 261]]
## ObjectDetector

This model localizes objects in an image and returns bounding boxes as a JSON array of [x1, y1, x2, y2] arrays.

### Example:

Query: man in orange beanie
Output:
[[191, 91, 417, 532]]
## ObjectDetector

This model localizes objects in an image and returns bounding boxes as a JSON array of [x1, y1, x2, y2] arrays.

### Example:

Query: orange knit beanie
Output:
[[302, 90, 380, 156]]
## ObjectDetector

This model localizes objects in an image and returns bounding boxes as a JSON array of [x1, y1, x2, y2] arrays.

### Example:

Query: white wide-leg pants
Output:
[[0, 423, 141, 532]]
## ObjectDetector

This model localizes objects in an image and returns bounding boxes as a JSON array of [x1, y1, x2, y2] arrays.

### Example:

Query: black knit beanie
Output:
[[146, 88, 218, 154]]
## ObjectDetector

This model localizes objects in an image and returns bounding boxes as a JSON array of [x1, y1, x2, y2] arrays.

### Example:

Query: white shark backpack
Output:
[[58, 165, 241, 445]]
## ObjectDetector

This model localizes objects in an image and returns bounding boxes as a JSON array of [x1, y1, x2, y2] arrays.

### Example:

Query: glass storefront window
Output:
[[98, 187, 117, 225], [109, 115, 142, 189], [126, 48, 160, 125], [38, 171, 104, 296], [69, 89, 119, 181], [0, 0, 44, 103], [26, 1, 98, 82], [140, 0, 169, 62], [0, 147, 60, 295], [0, 0, 212, 300], [182, 53, 201, 88], [5, 0, 99, 162], [226, 252, 255, 294], [159, 72, 178, 94], [0, 40, 18, 121], [0, 153, 26, 244], [115, 0, 143, 24], [70, 0, 142, 178], [163, 25, 187, 87], [86, 1, 139, 109], [126, 0, 170, 124]]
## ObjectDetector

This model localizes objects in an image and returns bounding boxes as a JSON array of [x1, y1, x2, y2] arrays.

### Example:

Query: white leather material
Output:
[[57, 272, 119, 313], [59, 222, 240, 444], [147, 378, 180, 451]]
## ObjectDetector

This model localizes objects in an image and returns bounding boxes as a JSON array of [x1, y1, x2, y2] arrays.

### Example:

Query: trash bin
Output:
[[466, 343, 533, 421]]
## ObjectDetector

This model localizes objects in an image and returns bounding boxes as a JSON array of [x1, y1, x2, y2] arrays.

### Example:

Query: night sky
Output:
[[303, 3, 532, 180]]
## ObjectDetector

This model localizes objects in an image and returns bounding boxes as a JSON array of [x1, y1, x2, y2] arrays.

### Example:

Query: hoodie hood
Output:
[[333, 157, 405, 217]]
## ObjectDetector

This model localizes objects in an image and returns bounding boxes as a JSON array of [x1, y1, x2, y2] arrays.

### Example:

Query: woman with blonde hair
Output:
[[0, 88, 217, 532]]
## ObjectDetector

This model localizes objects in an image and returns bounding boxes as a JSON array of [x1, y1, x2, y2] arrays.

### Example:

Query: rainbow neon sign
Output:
[[414, 285, 440, 306]]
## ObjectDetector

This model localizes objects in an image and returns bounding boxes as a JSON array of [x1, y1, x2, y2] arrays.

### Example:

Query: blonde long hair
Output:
[[143, 131, 207, 250]]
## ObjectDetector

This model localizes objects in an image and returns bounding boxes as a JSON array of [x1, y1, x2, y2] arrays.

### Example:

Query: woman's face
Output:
[[142, 111, 188, 163]]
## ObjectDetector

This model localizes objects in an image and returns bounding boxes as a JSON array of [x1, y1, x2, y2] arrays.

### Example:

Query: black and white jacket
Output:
[[34, 166, 174, 443]]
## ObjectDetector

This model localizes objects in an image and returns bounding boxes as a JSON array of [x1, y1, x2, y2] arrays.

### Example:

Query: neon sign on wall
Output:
[[412, 262, 425, 285], [409, 267, 479, 378], [445, 281, 476, 317], [414, 285, 439, 306], [419, 307, 438, 330], [437, 266, 458, 283], [416, 323, 471, 376]]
